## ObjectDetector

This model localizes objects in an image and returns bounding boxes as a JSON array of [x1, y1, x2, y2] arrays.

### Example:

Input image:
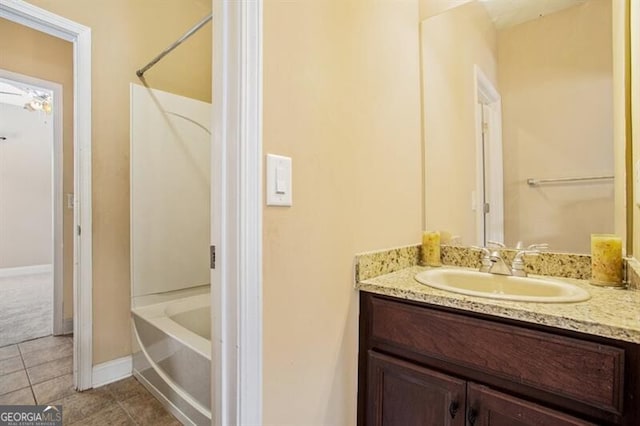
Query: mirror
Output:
[[421, 0, 617, 254]]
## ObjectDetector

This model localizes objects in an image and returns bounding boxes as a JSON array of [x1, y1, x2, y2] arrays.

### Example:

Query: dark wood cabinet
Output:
[[358, 292, 640, 426], [367, 351, 466, 426], [467, 383, 595, 426]]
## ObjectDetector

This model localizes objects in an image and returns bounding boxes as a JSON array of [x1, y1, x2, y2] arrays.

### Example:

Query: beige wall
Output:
[[613, 0, 629, 253], [0, 19, 74, 319], [419, 0, 473, 20], [499, 0, 613, 253], [263, 0, 422, 424], [421, 1, 497, 245], [632, 0, 640, 258], [26, 0, 212, 364]]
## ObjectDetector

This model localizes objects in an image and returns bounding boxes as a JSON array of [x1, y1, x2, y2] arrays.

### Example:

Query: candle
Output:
[[422, 231, 441, 267], [590, 234, 623, 286]]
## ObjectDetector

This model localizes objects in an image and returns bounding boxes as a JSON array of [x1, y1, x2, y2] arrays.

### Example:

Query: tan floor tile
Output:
[[68, 404, 135, 426], [50, 387, 115, 425], [18, 335, 72, 355], [0, 387, 35, 405], [0, 344, 20, 361], [149, 415, 182, 426], [104, 376, 151, 402], [118, 393, 180, 426], [0, 355, 24, 376], [27, 356, 73, 385], [0, 369, 29, 396], [22, 339, 72, 368], [32, 373, 74, 404]]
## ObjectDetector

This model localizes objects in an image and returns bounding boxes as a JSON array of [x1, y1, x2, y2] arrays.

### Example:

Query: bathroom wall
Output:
[[26, 0, 212, 365], [262, 0, 422, 424], [421, 1, 497, 243], [632, 0, 640, 258], [419, 0, 473, 20], [612, 0, 629, 252], [499, 0, 613, 253], [0, 19, 74, 320]]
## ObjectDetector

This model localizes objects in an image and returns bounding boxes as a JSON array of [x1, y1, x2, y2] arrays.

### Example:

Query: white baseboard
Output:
[[92, 355, 132, 388], [0, 264, 52, 278], [63, 318, 73, 335]]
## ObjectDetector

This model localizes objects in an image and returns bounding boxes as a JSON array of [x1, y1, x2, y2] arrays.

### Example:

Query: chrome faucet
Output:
[[488, 251, 512, 275], [475, 243, 548, 276]]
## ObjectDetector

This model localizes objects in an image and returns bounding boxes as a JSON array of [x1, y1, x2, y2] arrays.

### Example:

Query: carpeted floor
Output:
[[0, 272, 52, 348]]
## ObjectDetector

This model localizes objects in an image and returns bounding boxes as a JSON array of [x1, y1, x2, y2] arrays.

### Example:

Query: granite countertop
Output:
[[357, 265, 640, 344]]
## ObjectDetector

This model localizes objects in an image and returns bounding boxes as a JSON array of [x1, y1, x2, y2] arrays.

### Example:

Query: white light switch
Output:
[[267, 154, 292, 206], [275, 167, 286, 194]]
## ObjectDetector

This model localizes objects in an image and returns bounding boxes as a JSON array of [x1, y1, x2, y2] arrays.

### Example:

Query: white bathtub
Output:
[[132, 293, 211, 425]]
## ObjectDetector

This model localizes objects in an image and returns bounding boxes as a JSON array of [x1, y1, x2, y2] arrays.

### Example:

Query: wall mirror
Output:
[[421, 0, 621, 254]]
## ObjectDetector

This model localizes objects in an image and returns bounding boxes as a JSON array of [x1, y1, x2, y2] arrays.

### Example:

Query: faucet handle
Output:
[[514, 249, 541, 262], [471, 246, 491, 256], [487, 240, 506, 248], [527, 243, 548, 251], [471, 246, 492, 272], [512, 249, 541, 277]]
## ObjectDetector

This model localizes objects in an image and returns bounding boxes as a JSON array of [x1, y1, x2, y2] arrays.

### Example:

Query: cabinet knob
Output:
[[448, 400, 459, 419], [468, 407, 478, 425]]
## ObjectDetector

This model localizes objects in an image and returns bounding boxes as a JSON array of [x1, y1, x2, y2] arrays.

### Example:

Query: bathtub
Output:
[[132, 293, 211, 425]]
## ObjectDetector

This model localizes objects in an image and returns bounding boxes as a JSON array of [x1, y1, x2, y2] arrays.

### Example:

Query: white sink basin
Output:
[[414, 269, 590, 303]]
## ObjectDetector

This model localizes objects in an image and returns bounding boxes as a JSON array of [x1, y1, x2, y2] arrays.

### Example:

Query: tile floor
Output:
[[0, 335, 180, 425]]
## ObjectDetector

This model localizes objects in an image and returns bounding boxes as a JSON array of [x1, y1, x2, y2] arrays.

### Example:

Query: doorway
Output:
[[0, 72, 65, 347], [474, 65, 504, 247], [0, 2, 93, 391]]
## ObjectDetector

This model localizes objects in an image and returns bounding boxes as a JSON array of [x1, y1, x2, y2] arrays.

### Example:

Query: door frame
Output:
[[0, 0, 93, 391], [473, 65, 504, 246], [211, 0, 263, 424], [0, 70, 64, 336]]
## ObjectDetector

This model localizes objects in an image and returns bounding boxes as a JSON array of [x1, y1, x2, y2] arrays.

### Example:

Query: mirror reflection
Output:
[[422, 0, 614, 254]]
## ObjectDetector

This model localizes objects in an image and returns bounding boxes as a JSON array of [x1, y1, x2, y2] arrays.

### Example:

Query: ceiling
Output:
[[0, 79, 52, 112], [0, 81, 30, 108], [479, 0, 590, 29]]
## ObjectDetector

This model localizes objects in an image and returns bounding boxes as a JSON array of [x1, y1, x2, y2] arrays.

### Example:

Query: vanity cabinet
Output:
[[367, 351, 466, 425], [467, 382, 593, 426], [358, 293, 640, 426]]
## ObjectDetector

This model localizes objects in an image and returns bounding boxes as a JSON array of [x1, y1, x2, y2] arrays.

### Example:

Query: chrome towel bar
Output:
[[527, 175, 614, 186]]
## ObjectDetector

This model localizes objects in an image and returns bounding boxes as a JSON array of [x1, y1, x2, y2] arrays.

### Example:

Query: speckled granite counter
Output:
[[356, 265, 640, 344]]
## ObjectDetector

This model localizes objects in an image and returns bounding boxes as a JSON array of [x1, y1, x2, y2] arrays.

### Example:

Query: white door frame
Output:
[[0, 70, 64, 336], [211, 0, 263, 424], [0, 0, 93, 391], [473, 65, 504, 246]]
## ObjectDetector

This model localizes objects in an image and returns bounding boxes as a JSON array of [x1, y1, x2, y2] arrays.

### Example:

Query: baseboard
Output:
[[0, 264, 52, 278], [92, 355, 132, 388], [63, 318, 73, 335]]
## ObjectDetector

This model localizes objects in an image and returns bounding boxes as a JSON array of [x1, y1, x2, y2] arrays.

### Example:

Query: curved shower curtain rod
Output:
[[136, 13, 212, 78]]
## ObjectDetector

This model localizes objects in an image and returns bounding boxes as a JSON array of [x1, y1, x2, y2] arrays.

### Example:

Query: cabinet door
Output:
[[367, 351, 466, 426], [467, 383, 596, 426]]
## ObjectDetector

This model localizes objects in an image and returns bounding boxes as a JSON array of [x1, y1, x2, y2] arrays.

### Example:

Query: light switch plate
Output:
[[266, 154, 292, 206]]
